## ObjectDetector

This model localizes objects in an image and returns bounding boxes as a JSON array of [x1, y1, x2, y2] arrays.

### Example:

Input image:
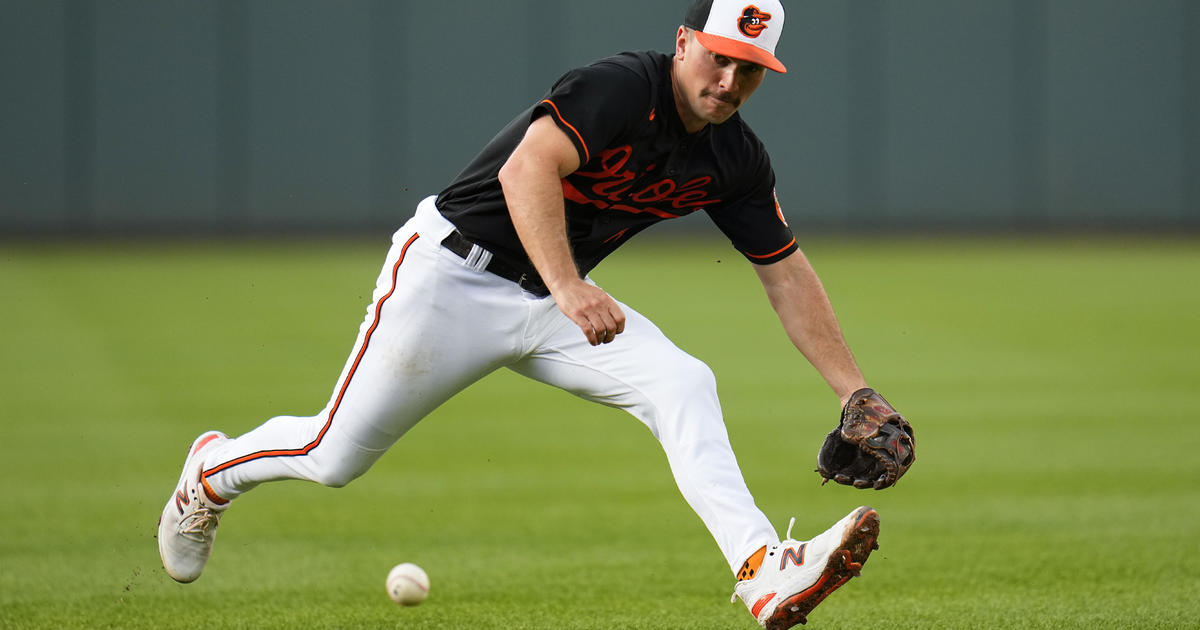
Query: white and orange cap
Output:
[[683, 0, 787, 73]]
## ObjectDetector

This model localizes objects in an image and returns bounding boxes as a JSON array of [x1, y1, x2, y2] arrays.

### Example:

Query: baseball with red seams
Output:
[[386, 563, 429, 606]]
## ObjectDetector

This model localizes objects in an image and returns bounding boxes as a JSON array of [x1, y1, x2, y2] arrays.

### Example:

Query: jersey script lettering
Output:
[[561, 145, 721, 219]]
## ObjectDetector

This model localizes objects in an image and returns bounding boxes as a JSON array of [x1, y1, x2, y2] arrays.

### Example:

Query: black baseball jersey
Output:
[[436, 50, 797, 281]]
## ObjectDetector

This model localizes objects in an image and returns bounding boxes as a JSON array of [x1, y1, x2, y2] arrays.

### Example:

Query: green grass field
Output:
[[1, 234, 1197, 629]]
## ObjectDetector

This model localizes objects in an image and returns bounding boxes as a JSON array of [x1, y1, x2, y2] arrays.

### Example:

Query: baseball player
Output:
[[158, 1, 914, 627]]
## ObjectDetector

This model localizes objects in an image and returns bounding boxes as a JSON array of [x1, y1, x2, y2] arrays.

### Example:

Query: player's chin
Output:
[[702, 101, 739, 124], [704, 110, 738, 125]]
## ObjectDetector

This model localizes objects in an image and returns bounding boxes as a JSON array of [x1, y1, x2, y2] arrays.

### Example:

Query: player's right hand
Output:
[[550, 280, 626, 346]]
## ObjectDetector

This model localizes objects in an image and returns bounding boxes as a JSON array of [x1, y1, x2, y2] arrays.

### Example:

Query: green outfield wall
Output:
[[2, 0, 1196, 233]]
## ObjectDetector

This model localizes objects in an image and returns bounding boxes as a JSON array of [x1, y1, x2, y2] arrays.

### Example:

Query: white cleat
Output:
[[733, 506, 880, 629], [157, 431, 231, 583]]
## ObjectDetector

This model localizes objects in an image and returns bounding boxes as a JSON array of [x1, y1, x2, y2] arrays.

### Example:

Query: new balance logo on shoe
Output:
[[779, 543, 806, 570]]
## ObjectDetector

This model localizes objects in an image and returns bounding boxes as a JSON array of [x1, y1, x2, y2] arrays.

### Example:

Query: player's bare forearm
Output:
[[498, 115, 625, 345], [499, 117, 579, 290], [753, 250, 867, 405]]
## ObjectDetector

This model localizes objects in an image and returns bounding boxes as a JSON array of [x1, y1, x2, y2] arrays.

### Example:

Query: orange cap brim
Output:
[[694, 30, 787, 73]]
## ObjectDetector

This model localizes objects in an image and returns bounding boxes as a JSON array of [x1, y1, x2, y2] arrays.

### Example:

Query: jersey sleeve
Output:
[[706, 155, 798, 265], [531, 57, 652, 167]]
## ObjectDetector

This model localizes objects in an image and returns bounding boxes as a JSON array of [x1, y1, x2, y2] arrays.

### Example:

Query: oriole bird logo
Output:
[[737, 6, 771, 38]]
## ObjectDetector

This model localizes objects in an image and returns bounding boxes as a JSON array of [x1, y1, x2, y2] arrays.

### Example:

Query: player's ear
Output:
[[675, 26, 690, 60]]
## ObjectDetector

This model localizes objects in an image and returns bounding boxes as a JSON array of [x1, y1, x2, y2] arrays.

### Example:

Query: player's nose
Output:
[[718, 66, 738, 91]]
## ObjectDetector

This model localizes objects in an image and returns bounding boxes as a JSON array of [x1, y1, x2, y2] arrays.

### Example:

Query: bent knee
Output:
[[639, 353, 719, 412], [667, 354, 717, 395], [311, 463, 367, 488], [308, 436, 385, 488]]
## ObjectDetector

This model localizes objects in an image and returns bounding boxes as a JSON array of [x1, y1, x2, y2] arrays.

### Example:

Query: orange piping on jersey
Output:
[[540, 99, 590, 164], [745, 238, 797, 260], [202, 233, 422, 479]]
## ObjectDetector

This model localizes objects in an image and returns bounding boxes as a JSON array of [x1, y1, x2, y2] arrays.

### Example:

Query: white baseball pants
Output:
[[200, 196, 778, 572]]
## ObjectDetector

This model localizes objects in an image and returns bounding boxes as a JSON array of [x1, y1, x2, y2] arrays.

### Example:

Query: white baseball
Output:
[[386, 562, 429, 606]]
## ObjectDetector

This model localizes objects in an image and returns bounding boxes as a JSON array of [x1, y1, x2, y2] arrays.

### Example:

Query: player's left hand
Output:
[[816, 388, 915, 489], [551, 279, 626, 345]]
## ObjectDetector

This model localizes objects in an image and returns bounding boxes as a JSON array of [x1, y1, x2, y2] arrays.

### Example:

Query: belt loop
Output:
[[464, 243, 493, 272]]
